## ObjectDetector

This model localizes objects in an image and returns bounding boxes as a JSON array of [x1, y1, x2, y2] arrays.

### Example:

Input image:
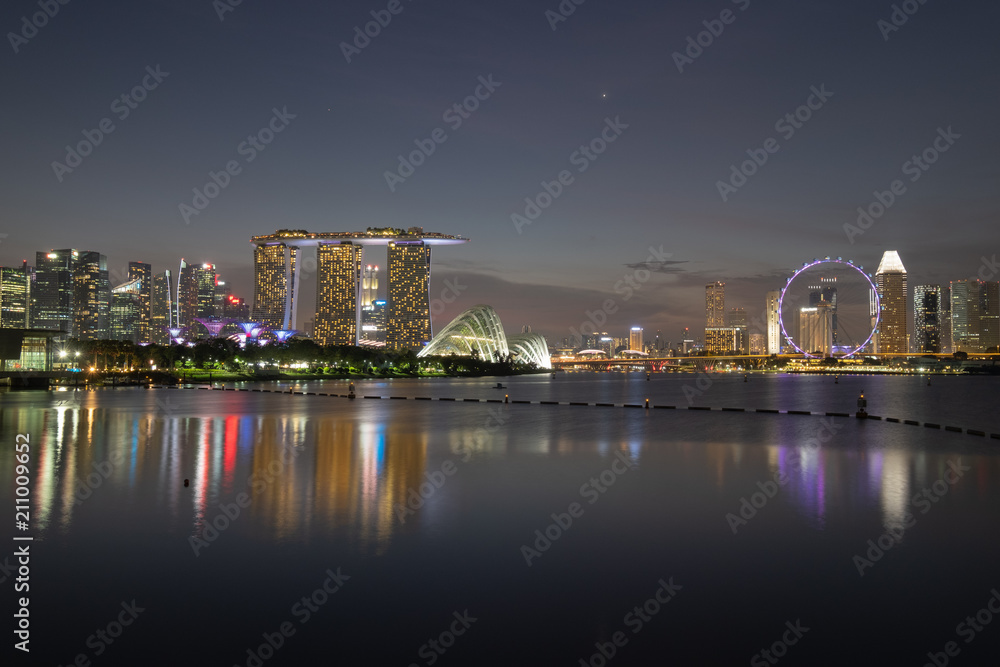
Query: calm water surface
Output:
[[2, 373, 1000, 665]]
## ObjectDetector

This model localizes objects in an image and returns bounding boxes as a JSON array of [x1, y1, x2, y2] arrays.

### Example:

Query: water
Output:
[[2, 373, 1000, 665]]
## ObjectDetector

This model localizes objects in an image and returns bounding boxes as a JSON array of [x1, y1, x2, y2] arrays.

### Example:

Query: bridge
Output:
[[551, 353, 1000, 372]]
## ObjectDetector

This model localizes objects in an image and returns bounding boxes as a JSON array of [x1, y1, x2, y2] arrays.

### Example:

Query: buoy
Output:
[[505, 394, 509, 404], [835, 375, 839, 384], [856, 390, 868, 419], [744, 374, 748, 383], [645, 398, 649, 410], [646, 372, 650, 381], [348, 381, 356, 400], [183, 479, 190, 487]]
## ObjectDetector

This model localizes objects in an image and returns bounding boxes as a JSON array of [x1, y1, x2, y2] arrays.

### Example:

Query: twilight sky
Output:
[[2, 0, 998, 344]]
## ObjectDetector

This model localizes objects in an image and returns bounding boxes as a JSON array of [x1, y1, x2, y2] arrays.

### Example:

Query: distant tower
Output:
[[913, 285, 942, 353], [128, 262, 152, 343], [766, 290, 781, 354], [875, 251, 908, 354], [361, 264, 379, 308], [799, 303, 833, 357], [629, 327, 643, 351], [151, 270, 173, 344], [705, 282, 725, 327], [0, 262, 30, 329]]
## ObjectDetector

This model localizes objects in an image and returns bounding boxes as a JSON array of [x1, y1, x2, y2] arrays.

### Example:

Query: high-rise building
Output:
[[177, 261, 218, 329], [110, 278, 143, 342], [950, 279, 980, 352], [799, 303, 834, 357], [980, 281, 1000, 352], [629, 327, 643, 352], [72, 251, 110, 340], [749, 333, 765, 355], [940, 284, 952, 353], [386, 241, 432, 351], [705, 282, 725, 328], [0, 262, 30, 329], [875, 251, 908, 354], [766, 290, 781, 355], [726, 308, 748, 354], [151, 270, 173, 344], [128, 262, 151, 343], [913, 285, 942, 353], [362, 265, 379, 308], [314, 243, 363, 346], [361, 300, 386, 343], [32, 249, 75, 333], [809, 278, 838, 345], [705, 327, 738, 354], [252, 243, 298, 329]]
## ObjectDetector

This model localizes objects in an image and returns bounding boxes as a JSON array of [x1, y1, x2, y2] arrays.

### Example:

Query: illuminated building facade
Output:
[[151, 270, 173, 345], [704, 327, 739, 354], [72, 251, 110, 341], [766, 290, 781, 355], [128, 261, 151, 343], [252, 242, 297, 330], [809, 278, 838, 345], [250, 229, 468, 346], [705, 281, 725, 327], [749, 333, 765, 355], [629, 327, 643, 352], [981, 281, 1000, 352], [361, 300, 386, 343], [913, 284, 942, 353], [799, 304, 834, 357], [950, 279, 980, 352], [387, 241, 432, 351], [314, 243, 363, 346], [110, 278, 143, 342], [0, 263, 30, 329], [875, 251, 908, 354], [418, 305, 552, 368], [32, 249, 76, 333]]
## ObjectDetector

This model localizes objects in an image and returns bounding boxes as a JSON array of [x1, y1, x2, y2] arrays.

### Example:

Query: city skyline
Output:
[[2, 1, 998, 340]]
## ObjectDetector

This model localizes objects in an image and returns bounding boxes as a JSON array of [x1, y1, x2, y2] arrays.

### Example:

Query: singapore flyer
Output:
[[778, 257, 880, 358]]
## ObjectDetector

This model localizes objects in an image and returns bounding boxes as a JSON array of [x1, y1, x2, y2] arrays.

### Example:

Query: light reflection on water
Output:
[[2, 375, 1000, 664]]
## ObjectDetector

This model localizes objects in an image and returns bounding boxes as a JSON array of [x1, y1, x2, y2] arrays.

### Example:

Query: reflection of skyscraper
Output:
[[705, 282, 725, 327], [766, 290, 781, 354], [913, 285, 942, 353], [314, 243, 363, 346], [875, 251, 908, 354], [387, 242, 432, 351]]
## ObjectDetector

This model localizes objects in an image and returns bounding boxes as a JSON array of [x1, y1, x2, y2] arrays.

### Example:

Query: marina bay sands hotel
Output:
[[250, 228, 469, 351]]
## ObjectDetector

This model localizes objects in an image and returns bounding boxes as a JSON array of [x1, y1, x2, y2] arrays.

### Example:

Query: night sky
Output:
[[2, 0, 998, 341]]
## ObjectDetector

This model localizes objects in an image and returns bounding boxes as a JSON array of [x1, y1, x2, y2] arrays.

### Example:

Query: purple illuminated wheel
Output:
[[778, 258, 880, 358]]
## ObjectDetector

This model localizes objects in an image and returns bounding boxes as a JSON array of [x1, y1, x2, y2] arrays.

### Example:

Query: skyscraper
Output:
[[110, 278, 142, 343], [252, 243, 297, 329], [809, 278, 838, 345], [629, 327, 643, 352], [72, 251, 110, 340], [875, 251, 908, 354], [32, 249, 75, 333], [799, 304, 833, 357], [913, 285, 942, 353], [128, 261, 152, 343], [726, 308, 748, 354], [705, 282, 725, 327], [980, 281, 1000, 352], [766, 290, 781, 355], [151, 270, 173, 344], [0, 263, 30, 329], [177, 261, 218, 329], [950, 279, 980, 352], [314, 243, 363, 346], [362, 265, 379, 307], [387, 241, 432, 351]]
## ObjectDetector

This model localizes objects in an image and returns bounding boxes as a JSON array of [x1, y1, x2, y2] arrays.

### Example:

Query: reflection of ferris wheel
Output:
[[779, 258, 880, 358]]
